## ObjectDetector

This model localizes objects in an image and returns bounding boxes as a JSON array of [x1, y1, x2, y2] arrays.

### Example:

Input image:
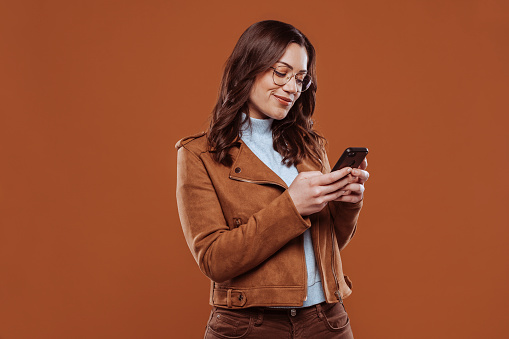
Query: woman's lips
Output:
[[273, 95, 293, 106]]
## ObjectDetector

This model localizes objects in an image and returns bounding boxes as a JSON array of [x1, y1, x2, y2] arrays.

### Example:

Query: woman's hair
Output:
[[207, 20, 326, 167]]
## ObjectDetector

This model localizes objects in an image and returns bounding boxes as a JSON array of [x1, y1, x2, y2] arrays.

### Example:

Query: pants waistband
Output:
[[264, 301, 330, 316]]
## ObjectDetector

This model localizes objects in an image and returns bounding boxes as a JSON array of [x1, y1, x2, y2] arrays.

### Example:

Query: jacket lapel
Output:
[[228, 140, 324, 189], [228, 140, 325, 247], [229, 141, 288, 189]]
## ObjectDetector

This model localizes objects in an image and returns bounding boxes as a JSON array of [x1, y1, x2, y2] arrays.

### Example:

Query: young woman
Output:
[[176, 20, 369, 339]]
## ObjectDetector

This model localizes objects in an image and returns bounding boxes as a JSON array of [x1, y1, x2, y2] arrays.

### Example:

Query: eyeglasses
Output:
[[270, 66, 312, 92]]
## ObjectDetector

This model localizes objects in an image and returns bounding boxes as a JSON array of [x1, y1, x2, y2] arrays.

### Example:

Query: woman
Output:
[[176, 20, 369, 338]]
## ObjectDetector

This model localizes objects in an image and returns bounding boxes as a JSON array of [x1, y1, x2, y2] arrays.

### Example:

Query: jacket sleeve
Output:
[[321, 150, 363, 251], [176, 145, 311, 283], [328, 200, 362, 251]]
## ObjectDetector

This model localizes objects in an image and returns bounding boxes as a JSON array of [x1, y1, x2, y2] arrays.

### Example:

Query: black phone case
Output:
[[332, 147, 369, 171]]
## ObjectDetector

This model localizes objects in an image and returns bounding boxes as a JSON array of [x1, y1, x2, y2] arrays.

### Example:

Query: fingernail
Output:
[[347, 168, 352, 172]]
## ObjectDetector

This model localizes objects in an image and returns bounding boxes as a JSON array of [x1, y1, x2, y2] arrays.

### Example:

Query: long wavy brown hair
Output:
[[207, 20, 326, 168]]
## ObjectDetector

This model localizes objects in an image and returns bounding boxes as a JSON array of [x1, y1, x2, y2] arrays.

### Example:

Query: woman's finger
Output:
[[323, 189, 351, 202], [342, 183, 365, 195], [312, 167, 352, 186], [351, 169, 369, 184], [319, 174, 354, 196], [334, 191, 363, 203]]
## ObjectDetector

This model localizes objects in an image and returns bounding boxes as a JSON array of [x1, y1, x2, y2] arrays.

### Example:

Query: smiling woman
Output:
[[175, 20, 369, 338], [248, 44, 309, 120]]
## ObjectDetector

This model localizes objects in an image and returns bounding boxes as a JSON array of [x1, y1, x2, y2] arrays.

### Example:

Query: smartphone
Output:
[[332, 147, 369, 172]]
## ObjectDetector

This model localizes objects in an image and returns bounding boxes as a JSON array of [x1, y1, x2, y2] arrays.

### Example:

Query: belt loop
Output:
[[254, 310, 264, 326], [315, 303, 324, 319], [226, 289, 232, 308]]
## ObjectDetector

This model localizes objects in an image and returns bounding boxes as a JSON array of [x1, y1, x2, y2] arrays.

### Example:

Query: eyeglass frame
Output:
[[269, 66, 313, 93]]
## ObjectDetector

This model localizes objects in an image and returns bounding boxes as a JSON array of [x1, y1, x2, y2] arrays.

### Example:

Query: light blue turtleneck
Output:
[[240, 113, 326, 307]]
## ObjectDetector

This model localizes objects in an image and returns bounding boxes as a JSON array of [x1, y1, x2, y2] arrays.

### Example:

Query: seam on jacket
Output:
[[178, 143, 228, 281], [180, 143, 208, 160]]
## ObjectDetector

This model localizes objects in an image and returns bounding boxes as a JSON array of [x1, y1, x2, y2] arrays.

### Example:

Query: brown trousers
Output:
[[204, 301, 354, 339]]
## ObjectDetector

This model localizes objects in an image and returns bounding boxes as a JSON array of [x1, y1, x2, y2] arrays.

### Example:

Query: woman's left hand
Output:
[[334, 158, 369, 203]]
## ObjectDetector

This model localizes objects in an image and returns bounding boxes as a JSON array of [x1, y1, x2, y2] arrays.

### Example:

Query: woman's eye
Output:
[[274, 70, 287, 78], [295, 79, 304, 85]]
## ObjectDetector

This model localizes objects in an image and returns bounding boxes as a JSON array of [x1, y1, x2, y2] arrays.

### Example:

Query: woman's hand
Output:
[[288, 167, 355, 216], [334, 158, 369, 204]]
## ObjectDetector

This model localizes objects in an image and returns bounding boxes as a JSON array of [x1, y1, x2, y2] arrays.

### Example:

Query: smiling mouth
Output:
[[273, 95, 293, 105]]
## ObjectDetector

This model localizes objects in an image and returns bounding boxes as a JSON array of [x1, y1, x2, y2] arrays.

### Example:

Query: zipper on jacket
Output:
[[230, 175, 307, 303], [302, 234, 307, 302], [229, 176, 288, 190], [330, 223, 341, 302]]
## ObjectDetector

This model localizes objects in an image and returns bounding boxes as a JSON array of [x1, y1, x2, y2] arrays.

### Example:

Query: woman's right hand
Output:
[[288, 167, 354, 216]]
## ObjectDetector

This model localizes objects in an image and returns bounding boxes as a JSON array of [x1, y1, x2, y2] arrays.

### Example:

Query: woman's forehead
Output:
[[276, 44, 308, 72]]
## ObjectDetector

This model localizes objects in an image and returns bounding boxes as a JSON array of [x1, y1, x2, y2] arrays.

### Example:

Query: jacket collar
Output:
[[228, 140, 323, 189]]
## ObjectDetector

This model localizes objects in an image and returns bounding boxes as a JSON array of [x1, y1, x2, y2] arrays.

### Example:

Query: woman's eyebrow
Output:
[[276, 61, 307, 73]]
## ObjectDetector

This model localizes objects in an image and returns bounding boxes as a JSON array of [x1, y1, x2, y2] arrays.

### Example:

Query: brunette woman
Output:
[[176, 20, 369, 339]]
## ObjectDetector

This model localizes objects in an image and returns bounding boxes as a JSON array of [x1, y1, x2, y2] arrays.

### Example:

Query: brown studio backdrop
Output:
[[1, 1, 508, 338]]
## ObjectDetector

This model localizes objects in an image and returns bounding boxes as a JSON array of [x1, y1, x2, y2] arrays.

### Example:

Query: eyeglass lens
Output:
[[272, 66, 311, 92]]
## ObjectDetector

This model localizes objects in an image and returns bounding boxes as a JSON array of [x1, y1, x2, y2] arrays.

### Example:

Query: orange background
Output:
[[1, 1, 508, 338]]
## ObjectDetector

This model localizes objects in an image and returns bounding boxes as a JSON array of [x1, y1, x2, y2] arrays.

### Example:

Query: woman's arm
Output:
[[176, 146, 311, 283], [328, 200, 363, 251], [321, 152, 368, 251]]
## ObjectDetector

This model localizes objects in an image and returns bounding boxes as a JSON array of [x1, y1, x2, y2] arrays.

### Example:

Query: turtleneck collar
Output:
[[240, 112, 273, 137]]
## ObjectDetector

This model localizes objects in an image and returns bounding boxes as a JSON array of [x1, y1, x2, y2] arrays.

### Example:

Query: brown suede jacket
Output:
[[175, 132, 363, 309]]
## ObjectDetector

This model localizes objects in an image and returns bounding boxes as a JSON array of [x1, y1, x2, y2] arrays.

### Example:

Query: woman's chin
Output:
[[271, 109, 291, 120]]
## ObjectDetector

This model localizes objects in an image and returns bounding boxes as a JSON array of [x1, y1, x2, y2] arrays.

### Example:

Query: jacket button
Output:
[[238, 294, 243, 301], [234, 167, 241, 173], [234, 218, 241, 227]]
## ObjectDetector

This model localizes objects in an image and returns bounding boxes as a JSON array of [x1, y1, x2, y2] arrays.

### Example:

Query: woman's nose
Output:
[[282, 76, 298, 93]]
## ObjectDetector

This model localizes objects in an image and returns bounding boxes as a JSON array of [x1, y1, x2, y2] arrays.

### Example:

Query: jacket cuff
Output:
[[334, 199, 363, 210], [281, 190, 312, 229]]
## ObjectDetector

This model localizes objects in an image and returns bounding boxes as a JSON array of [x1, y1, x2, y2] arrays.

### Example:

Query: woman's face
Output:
[[247, 43, 308, 120]]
